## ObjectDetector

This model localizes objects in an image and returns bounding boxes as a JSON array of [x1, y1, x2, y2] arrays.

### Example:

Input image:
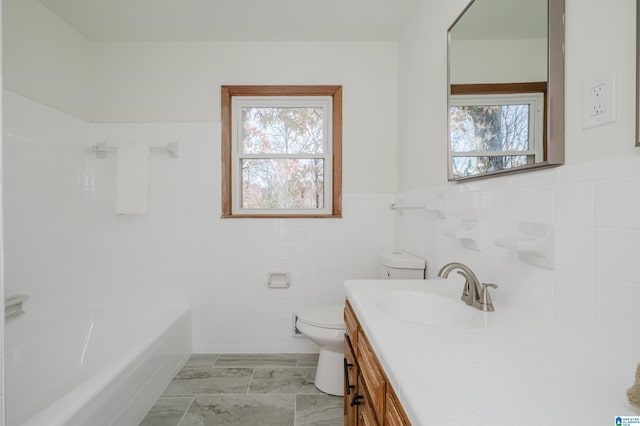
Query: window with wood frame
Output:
[[449, 82, 547, 179], [221, 86, 342, 218]]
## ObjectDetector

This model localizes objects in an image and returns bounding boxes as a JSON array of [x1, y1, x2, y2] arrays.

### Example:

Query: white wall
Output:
[[3, 90, 92, 345], [2, 95, 395, 353], [5, 0, 638, 385], [92, 41, 398, 193], [85, 121, 395, 352], [0, 2, 5, 422], [395, 0, 640, 412], [450, 38, 547, 83], [2, 0, 94, 121], [2, 0, 398, 353], [397, 0, 468, 191]]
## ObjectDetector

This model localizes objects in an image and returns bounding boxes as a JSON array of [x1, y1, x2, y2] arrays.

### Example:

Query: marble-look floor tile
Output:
[[249, 368, 321, 395], [297, 353, 319, 367], [215, 353, 298, 368], [184, 354, 220, 368], [164, 367, 253, 395], [295, 394, 343, 426], [178, 394, 294, 426], [139, 396, 193, 426]]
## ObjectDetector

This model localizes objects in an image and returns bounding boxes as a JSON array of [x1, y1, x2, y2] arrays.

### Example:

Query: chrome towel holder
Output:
[[5, 294, 29, 320], [91, 142, 179, 159]]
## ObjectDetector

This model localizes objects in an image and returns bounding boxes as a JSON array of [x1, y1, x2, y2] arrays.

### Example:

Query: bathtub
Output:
[[6, 306, 191, 426]]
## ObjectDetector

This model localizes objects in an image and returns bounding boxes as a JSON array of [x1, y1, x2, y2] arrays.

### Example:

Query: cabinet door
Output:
[[357, 377, 379, 426], [344, 339, 358, 426], [357, 330, 386, 422], [385, 388, 412, 426], [344, 301, 359, 353]]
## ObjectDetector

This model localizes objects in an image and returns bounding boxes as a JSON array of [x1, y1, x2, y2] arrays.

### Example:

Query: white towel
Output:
[[115, 144, 149, 214]]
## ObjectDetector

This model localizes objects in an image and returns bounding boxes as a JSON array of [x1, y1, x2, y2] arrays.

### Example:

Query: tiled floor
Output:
[[139, 353, 343, 426]]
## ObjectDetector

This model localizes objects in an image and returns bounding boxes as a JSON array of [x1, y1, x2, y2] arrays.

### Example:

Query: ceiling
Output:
[[37, 0, 419, 42]]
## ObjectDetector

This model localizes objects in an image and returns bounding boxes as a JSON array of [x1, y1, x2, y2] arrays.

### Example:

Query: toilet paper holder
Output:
[[268, 272, 290, 288]]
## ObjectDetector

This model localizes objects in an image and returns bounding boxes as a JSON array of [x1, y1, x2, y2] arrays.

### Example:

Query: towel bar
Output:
[[390, 202, 445, 218], [5, 294, 29, 320], [91, 142, 179, 159]]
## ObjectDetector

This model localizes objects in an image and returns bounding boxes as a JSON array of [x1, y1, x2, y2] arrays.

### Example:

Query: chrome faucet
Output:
[[437, 262, 497, 312]]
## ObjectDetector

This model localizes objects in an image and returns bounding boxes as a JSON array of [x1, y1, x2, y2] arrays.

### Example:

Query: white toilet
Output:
[[296, 251, 426, 396]]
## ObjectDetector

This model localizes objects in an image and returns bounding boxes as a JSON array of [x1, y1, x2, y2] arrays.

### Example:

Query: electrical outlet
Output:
[[590, 84, 605, 116], [583, 69, 616, 129]]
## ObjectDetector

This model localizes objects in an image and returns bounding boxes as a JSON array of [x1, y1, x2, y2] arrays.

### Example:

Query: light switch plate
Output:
[[582, 69, 616, 129]]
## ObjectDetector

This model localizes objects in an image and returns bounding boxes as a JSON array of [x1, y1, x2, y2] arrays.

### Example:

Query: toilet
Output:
[[296, 251, 426, 396]]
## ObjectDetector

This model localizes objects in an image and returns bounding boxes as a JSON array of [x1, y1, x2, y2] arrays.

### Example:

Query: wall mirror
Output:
[[447, 0, 565, 181]]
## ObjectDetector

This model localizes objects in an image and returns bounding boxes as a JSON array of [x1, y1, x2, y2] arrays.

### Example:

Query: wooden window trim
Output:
[[450, 82, 548, 160], [221, 85, 342, 219]]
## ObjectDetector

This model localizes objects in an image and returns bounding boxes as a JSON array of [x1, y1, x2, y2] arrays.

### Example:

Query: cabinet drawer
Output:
[[344, 301, 359, 350], [385, 388, 411, 426], [357, 330, 385, 422]]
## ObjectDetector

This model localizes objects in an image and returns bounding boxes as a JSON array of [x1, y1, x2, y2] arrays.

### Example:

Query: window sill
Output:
[[221, 214, 342, 219]]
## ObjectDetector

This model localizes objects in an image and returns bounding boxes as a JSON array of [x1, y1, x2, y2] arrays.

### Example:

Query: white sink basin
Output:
[[377, 290, 493, 329]]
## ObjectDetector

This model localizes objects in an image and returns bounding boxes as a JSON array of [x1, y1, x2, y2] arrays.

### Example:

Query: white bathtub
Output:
[[6, 306, 191, 426]]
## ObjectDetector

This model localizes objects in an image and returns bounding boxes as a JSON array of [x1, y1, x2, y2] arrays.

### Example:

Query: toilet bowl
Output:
[[296, 251, 426, 397], [296, 304, 345, 396]]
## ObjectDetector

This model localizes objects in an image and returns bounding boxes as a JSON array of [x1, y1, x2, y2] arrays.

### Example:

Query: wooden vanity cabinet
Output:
[[344, 301, 411, 426]]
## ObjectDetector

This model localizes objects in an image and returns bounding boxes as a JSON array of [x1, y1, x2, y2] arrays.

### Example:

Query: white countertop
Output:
[[345, 279, 640, 426]]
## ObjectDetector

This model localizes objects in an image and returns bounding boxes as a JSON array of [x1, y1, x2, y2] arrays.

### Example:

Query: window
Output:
[[449, 83, 546, 178], [221, 86, 342, 218]]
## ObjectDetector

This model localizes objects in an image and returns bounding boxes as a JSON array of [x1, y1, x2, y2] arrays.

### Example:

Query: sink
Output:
[[377, 290, 493, 329]]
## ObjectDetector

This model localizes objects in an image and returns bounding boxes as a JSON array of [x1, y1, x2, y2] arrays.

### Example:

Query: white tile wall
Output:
[[87, 124, 394, 354], [1, 32, 5, 424], [3, 91, 92, 347], [394, 157, 640, 391], [4, 91, 395, 355], [6, 88, 640, 409]]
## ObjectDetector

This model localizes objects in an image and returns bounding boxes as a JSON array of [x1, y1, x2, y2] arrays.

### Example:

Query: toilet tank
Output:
[[378, 251, 426, 279]]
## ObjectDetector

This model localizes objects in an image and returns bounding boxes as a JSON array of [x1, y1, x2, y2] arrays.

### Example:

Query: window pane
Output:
[[452, 155, 533, 178], [241, 159, 325, 209], [450, 104, 530, 153], [242, 107, 324, 154]]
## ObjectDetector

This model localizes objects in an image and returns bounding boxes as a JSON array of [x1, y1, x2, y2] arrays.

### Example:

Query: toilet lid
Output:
[[297, 304, 345, 329]]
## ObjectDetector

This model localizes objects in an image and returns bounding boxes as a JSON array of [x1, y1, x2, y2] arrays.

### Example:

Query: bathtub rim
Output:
[[13, 305, 191, 426]]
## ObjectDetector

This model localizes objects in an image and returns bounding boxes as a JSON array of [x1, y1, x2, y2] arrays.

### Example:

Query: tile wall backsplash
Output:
[[3, 90, 93, 346], [5, 88, 640, 389], [4, 91, 395, 353], [0, 63, 4, 426], [394, 158, 640, 391]]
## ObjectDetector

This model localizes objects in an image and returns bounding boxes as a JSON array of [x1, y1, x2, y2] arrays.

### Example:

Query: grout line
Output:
[[246, 368, 255, 394], [211, 353, 221, 366], [175, 396, 195, 426], [293, 393, 298, 426]]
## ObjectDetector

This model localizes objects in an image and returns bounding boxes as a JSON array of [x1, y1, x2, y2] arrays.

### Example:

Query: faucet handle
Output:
[[475, 283, 498, 312]]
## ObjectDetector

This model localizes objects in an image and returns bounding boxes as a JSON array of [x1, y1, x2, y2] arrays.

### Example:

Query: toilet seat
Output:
[[297, 304, 345, 330]]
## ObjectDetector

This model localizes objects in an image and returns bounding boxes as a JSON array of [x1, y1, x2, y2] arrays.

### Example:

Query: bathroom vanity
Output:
[[344, 300, 410, 426], [344, 279, 639, 425]]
